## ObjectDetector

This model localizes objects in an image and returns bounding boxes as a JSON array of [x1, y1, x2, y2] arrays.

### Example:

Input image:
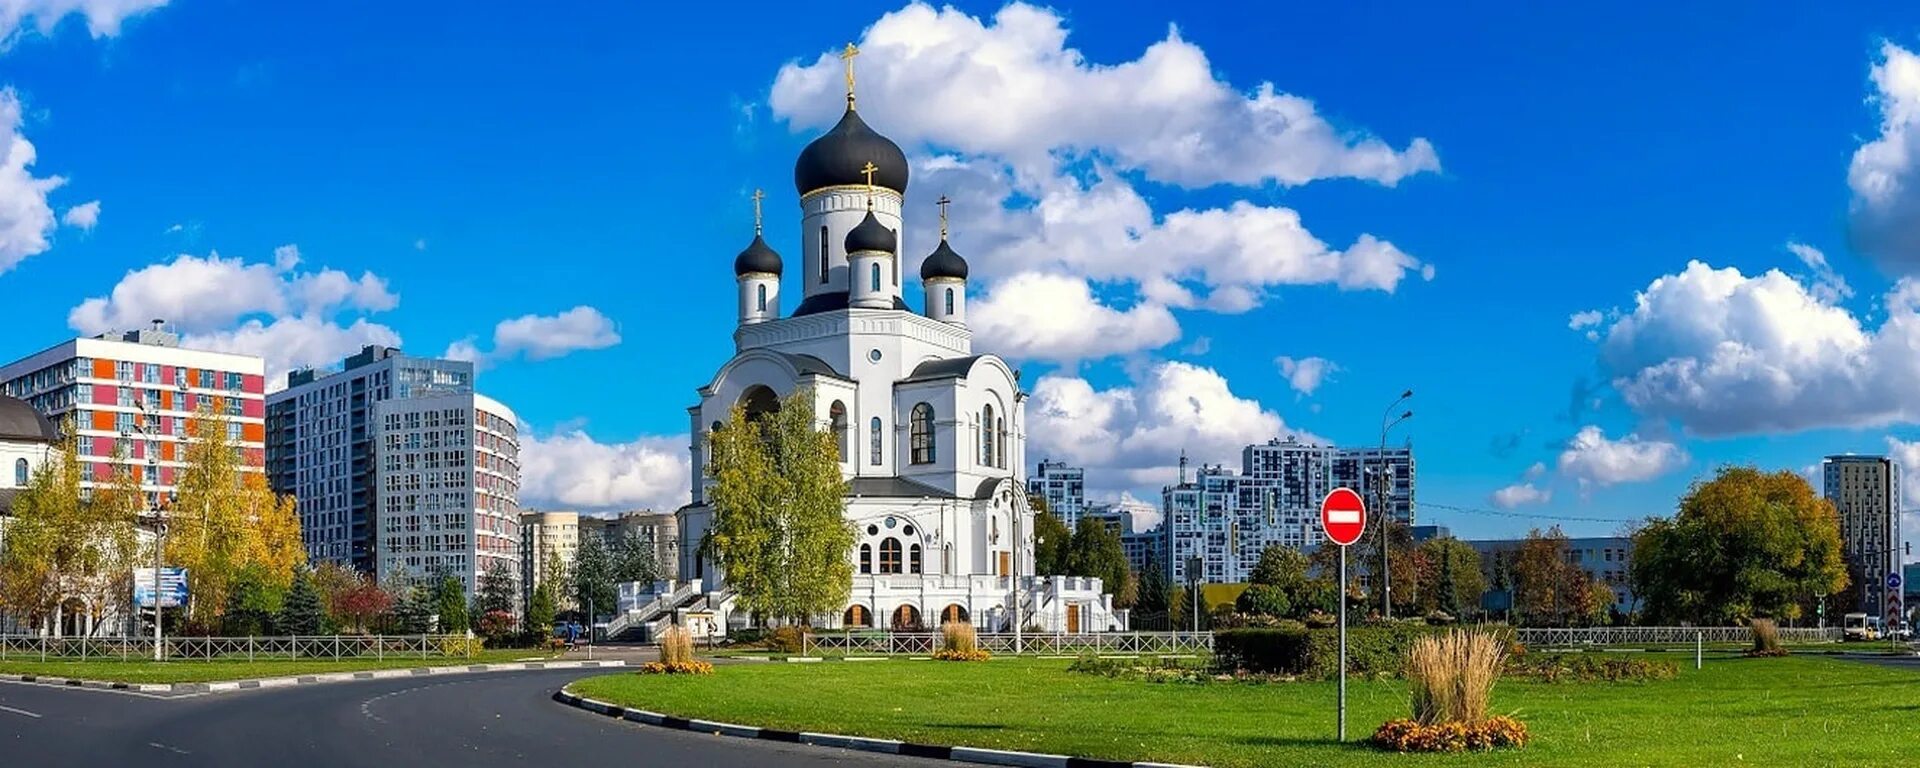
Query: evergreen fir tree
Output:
[[278, 568, 326, 635], [390, 584, 432, 634], [527, 581, 557, 639], [1436, 550, 1459, 616], [433, 571, 468, 634]]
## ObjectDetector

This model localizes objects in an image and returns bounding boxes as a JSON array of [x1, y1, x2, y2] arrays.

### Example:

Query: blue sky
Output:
[[5, 1, 1920, 547]]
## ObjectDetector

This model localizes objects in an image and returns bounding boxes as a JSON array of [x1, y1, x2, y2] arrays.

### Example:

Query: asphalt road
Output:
[[0, 669, 933, 767]]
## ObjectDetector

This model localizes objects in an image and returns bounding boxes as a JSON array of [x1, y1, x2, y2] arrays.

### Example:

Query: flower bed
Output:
[[639, 660, 714, 675], [932, 649, 991, 662], [1371, 716, 1529, 752]]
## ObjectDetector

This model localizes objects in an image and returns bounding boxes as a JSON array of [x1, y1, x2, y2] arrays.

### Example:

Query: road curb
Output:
[[2, 659, 631, 695], [553, 687, 1200, 768]]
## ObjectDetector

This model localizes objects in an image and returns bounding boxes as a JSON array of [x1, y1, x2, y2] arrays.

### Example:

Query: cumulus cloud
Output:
[[59, 198, 97, 230], [0, 88, 61, 275], [1556, 426, 1687, 487], [67, 246, 402, 389], [1786, 241, 1852, 302], [1590, 259, 1920, 435], [442, 305, 622, 369], [1274, 355, 1337, 397], [1490, 483, 1550, 509], [518, 428, 690, 512], [970, 272, 1179, 361], [0, 0, 166, 47], [1883, 437, 1920, 546], [1849, 42, 1920, 273], [771, 2, 1436, 188], [1026, 361, 1315, 495]]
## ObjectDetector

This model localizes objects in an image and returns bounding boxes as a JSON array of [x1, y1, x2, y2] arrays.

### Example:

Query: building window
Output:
[[879, 538, 903, 574], [980, 404, 995, 466], [869, 417, 883, 466], [944, 287, 954, 315], [869, 263, 881, 293], [859, 543, 872, 574], [819, 226, 830, 284], [829, 402, 848, 462], [996, 417, 1007, 470], [909, 543, 922, 574], [755, 284, 767, 312], [909, 403, 935, 465], [13, 458, 26, 487]]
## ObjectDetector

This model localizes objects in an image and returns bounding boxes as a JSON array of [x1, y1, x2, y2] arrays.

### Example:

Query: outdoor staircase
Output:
[[605, 579, 702, 641]]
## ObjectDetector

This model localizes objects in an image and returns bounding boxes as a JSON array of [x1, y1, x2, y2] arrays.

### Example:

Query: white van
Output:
[[1843, 612, 1880, 641]]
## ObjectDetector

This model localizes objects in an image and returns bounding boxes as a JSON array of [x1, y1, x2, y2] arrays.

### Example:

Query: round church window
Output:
[[885, 516, 897, 529], [867, 524, 879, 536], [903, 524, 915, 536], [868, 349, 882, 363]]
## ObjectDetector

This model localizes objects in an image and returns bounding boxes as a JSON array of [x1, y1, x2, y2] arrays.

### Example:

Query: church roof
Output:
[[848, 475, 1003, 500], [901, 356, 984, 383], [920, 238, 968, 281], [780, 352, 843, 379], [733, 234, 783, 276], [844, 210, 896, 255], [791, 291, 911, 317], [794, 107, 909, 197], [0, 396, 55, 443]]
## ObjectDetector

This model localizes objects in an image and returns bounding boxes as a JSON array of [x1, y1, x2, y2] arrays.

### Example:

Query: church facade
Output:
[[673, 62, 1124, 634]]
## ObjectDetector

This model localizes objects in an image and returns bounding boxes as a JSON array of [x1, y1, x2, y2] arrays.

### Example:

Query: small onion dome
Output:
[[845, 210, 896, 254], [733, 234, 783, 276], [794, 108, 909, 196], [920, 237, 968, 281]]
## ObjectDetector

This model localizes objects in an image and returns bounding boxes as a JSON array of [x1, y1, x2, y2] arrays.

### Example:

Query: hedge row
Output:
[[1213, 624, 1514, 678]]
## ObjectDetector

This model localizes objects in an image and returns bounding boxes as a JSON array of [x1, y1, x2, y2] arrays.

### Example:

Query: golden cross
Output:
[[860, 161, 879, 208], [751, 188, 765, 235], [936, 195, 951, 238], [841, 43, 859, 106]]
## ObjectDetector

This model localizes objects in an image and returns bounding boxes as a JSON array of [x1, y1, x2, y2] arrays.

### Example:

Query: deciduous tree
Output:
[[1032, 509, 1071, 576], [571, 535, 616, 620], [1416, 537, 1486, 619], [1067, 516, 1134, 609]]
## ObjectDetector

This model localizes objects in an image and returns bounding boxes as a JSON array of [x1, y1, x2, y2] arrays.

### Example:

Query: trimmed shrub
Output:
[[769, 625, 807, 654], [1507, 654, 1678, 683], [1236, 584, 1292, 618]]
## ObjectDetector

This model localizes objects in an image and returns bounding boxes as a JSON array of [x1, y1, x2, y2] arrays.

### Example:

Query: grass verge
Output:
[[569, 654, 1919, 767], [0, 649, 557, 684]]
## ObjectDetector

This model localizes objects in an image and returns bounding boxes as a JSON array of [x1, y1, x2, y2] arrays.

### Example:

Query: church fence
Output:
[[0, 634, 478, 661], [1514, 626, 1842, 646], [801, 631, 1213, 656]]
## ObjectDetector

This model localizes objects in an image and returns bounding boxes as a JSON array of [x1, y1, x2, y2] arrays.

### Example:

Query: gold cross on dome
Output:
[[860, 161, 879, 208], [751, 188, 765, 235], [936, 195, 952, 238], [841, 43, 860, 106]]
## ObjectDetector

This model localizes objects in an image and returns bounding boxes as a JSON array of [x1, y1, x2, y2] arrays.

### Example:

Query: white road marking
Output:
[[0, 704, 42, 718]]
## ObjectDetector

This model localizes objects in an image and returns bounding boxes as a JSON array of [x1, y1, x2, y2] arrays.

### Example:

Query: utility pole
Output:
[[1377, 391, 1412, 621]]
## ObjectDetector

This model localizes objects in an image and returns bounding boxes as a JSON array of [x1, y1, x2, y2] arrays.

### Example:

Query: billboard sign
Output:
[[133, 567, 189, 608]]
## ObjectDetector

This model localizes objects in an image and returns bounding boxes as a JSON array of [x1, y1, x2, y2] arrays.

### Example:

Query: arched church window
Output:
[[870, 417, 883, 466], [996, 417, 1007, 469], [13, 458, 27, 487], [707, 420, 721, 463], [830, 401, 848, 462], [909, 403, 935, 465], [870, 263, 882, 293], [944, 287, 954, 316], [909, 543, 923, 574], [891, 229, 900, 286], [980, 404, 995, 466], [819, 226, 830, 284], [859, 543, 873, 574], [879, 538, 903, 574], [756, 284, 767, 312]]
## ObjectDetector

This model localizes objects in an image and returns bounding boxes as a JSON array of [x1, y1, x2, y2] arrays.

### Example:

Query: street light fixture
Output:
[[1377, 391, 1412, 621]]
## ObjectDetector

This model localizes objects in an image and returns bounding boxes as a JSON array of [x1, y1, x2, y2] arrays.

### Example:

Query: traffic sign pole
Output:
[[1321, 488, 1367, 744], [1337, 544, 1347, 742]]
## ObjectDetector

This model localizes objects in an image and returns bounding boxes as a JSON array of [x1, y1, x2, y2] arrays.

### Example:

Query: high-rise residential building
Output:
[[0, 325, 266, 500], [372, 392, 521, 597], [520, 510, 581, 608], [596, 510, 681, 581], [1028, 459, 1087, 528], [1822, 455, 1903, 618], [1162, 437, 1415, 584], [266, 346, 474, 571]]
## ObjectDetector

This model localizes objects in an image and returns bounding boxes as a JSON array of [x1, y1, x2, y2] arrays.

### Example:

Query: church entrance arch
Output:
[[844, 604, 871, 628], [891, 604, 922, 631], [940, 604, 969, 625]]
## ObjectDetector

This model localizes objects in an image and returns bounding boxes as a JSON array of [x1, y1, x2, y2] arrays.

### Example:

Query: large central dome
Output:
[[794, 107, 909, 196]]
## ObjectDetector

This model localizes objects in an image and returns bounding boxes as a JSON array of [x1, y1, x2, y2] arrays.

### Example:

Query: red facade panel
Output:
[[93, 384, 114, 405]]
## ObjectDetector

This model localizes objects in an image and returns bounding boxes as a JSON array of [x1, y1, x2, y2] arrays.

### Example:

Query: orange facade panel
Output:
[[161, 442, 176, 462], [92, 359, 114, 379], [91, 410, 113, 430], [242, 422, 265, 443]]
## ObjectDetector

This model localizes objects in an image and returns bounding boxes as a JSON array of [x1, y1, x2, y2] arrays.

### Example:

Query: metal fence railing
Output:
[[800, 631, 1213, 656], [0, 634, 478, 661], [1515, 626, 1843, 646]]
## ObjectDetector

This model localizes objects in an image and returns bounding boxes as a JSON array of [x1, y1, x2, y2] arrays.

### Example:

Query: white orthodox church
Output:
[[659, 60, 1125, 636]]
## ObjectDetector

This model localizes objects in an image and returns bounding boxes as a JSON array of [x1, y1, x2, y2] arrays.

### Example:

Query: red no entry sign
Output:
[[1321, 487, 1367, 547]]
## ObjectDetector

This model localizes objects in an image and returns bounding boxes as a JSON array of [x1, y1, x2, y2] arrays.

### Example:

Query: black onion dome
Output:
[[920, 238, 968, 281], [845, 210, 896, 254], [793, 108, 909, 196], [0, 395, 55, 443], [733, 234, 783, 276]]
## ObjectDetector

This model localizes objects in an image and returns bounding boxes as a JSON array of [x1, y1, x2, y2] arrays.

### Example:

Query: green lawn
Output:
[[0, 649, 558, 684], [570, 654, 1920, 767]]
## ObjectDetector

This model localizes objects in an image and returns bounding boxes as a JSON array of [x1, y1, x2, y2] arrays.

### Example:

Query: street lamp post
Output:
[[129, 401, 169, 661], [1377, 390, 1412, 621], [1186, 554, 1203, 633]]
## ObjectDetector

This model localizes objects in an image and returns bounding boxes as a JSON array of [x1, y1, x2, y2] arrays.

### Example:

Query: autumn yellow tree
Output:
[[168, 403, 304, 630]]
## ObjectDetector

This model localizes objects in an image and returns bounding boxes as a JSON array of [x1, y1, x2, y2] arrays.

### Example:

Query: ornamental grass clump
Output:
[[640, 625, 713, 675], [1373, 629, 1527, 753], [933, 620, 990, 661], [1746, 618, 1788, 657]]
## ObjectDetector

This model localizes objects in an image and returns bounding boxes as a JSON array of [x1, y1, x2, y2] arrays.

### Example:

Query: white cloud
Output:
[[1568, 310, 1602, 330], [1490, 483, 1550, 509], [1883, 437, 1920, 548], [1849, 42, 1920, 273], [1027, 361, 1315, 495], [59, 198, 97, 230], [0, 0, 166, 47], [771, 2, 1436, 188], [0, 88, 61, 275], [1274, 355, 1337, 397], [1591, 259, 1920, 435], [186, 316, 402, 391], [970, 272, 1178, 361], [1786, 241, 1852, 303], [443, 305, 622, 369], [518, 428, 690, 512], [1556, 426, 1687, 487]]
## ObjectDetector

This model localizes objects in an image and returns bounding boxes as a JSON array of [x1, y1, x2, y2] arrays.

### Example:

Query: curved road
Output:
[[0, 669, 932, 767]]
